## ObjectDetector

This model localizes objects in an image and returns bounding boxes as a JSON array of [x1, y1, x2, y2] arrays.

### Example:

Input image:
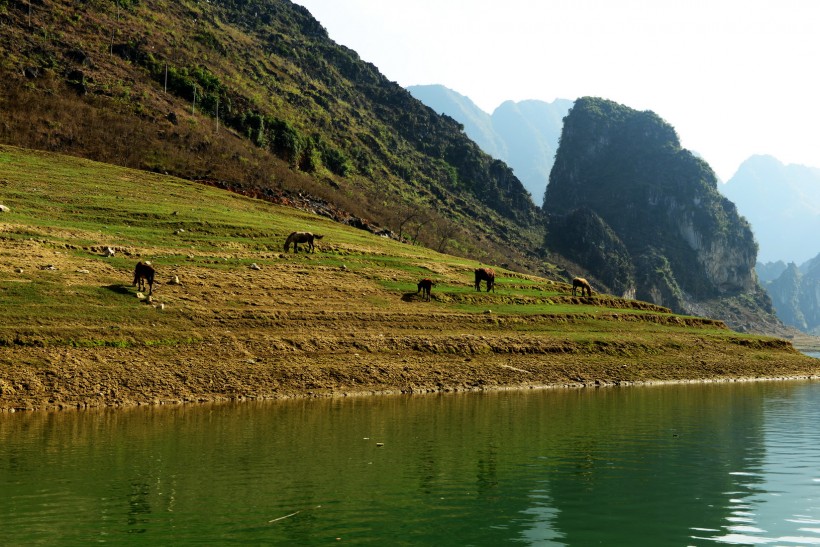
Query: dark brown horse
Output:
[[417, 278, 435, 301], [284, 231, 324, 253], [474, 268, 495, 292], [572, 277, 592, 297], [133, 261, 155, 295]]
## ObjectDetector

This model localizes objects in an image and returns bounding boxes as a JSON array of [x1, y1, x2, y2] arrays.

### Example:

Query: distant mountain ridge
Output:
[[721, 155, 820, 264], [407, 85, 571, 203], [760, 254, 820, 335]]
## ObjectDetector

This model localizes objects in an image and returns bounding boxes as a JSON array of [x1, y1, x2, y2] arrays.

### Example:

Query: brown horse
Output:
[[133, 261, 155, 295], [284, 231, 324, 253], [417, 278, 435, 301], [572, 277, 593, 297], [474, 268, 495, 292]]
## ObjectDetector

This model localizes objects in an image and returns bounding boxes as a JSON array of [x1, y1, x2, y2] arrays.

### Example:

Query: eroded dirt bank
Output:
[[2, 332, 817, 412]]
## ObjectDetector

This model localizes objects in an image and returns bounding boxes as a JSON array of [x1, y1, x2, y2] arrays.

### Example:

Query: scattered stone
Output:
[[155, 303, 165, 311], [174, 229, 185, 235], [340, 264, 347, 271], [104, 246, 115, 257], [39, 265, 57, 271], [136, 292, 145, 300], [249, 263, 262, 270], [0, 204, 9, 213], [168, 275, 181, 285], [76, 269, 90, 274], [14, 268, 23, 274]]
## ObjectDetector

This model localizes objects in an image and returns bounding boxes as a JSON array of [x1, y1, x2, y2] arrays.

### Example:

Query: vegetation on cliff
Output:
[[544, 97, 768, 330]]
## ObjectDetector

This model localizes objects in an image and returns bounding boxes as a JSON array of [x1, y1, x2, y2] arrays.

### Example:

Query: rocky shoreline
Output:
[[2, 334, 817, 412]]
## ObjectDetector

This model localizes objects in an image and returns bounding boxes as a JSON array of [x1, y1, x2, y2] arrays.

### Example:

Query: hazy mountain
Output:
[[756, 260, 789, 283], [721, 155, 820, 264], [761, 254, 820, 334], [407, 85, 570, 202], [406, 85, 506, 159], [493, 98, 572, 204]]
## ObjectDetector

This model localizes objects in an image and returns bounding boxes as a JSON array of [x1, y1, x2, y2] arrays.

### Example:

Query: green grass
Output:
[[0, 144, 762, 349]]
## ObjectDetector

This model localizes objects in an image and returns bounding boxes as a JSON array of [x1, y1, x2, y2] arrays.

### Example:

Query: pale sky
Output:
[[292, 0, 820, 181]]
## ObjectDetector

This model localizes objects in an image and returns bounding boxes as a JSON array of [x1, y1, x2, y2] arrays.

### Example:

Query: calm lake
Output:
[[3, 379, 820, 546]]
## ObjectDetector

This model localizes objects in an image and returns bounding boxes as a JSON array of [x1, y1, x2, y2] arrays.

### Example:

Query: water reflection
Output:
[[693, 382, 820, 545], [1, 381, 820, 545]]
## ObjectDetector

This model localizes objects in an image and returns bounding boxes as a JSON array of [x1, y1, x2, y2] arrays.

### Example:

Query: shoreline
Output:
[[2, 340, 818, 412]]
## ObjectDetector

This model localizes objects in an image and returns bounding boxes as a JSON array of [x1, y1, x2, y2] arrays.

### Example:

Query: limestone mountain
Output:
[[760, 254, 820, 335], [721, 155, 820, 264], [407, 85, 570, 203], [0, 0, 539, 269], [543, 97, 777, 332], [756, 260, 789, 283]]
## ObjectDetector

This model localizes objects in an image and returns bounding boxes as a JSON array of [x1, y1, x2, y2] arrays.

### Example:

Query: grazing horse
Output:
[[284, 231, 324, 253], [572, 277, 593, 297], [474, 267, 495, 292], [133, 261, 155, 295], [417, 278, 435, 301]]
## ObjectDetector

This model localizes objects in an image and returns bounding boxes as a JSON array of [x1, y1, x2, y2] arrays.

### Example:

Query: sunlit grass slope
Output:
[[0, 144, 779, 350], [2, 144, 818, 411]]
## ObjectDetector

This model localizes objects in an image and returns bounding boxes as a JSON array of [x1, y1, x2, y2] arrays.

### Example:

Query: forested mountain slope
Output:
[[0, 0, 539, 269]]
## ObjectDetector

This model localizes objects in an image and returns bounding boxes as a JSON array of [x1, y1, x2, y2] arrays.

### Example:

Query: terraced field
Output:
[[0, 145, 816, 411]]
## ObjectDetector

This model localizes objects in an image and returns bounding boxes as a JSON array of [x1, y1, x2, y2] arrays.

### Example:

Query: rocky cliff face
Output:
[[543, 97, 776, 331]]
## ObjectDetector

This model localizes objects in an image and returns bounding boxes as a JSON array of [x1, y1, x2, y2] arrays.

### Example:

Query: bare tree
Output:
[[434, 220, 459, 254]]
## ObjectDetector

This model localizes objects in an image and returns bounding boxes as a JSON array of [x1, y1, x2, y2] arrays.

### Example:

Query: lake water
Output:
[[3, 380, 820, 545]]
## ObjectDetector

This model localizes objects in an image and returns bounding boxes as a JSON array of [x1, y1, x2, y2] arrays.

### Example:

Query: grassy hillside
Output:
[[0, 0, 541, 272], [0, 145, 816, 410]]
